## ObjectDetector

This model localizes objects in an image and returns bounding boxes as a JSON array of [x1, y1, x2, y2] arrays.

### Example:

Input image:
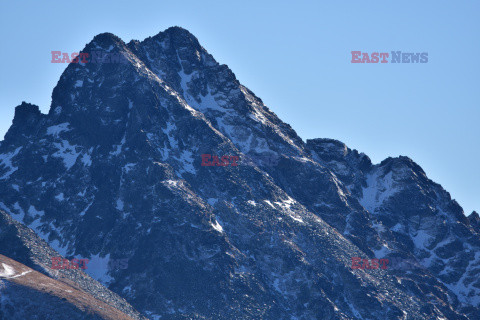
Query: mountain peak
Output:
[[468, 211, 480, 232], [306, 138, 372, 171], [90, 32, 125, 47], [2, 27, 479, 319], [75, 32, 128, 62], [148, 26, 202, 50], [3, 101, 45, 141], [307, 138, 348, 156], [12, 102, 42, 125], [163, 26, 195, 36], [378, 155, 427, 176], [160, 26, 197, 39], [469, 210, 479, 221]]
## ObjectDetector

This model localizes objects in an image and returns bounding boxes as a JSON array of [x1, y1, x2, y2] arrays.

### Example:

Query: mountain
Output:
[[0, 254, 140, 320], [0, 26, 478, 319], [0, 209, 146, 319]]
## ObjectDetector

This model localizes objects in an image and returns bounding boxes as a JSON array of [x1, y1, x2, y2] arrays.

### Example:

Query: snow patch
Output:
[[80, 201, 93, 216], [412, 229, 433, 250], [360, 169, 399, 213], [247, 200, 257, 207], [52, 140, 81, 170], [84, 253, 114, 284], [116, 199, 124, 211], [123, 163, 136, 173], [46, 123, 71, 136], [264, 200, 275, 209], [178, 150, 196, 174], [0, 147, 22, 180], [211, 219, 224, 233], [0, 264, 31, 279], [81, 151, 92, 166], [0, 264, 15, 277], [374, 245, 391, 258]]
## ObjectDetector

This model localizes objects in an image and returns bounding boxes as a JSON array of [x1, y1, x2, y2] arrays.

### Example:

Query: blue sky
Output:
[[1, 0, 479, 215]]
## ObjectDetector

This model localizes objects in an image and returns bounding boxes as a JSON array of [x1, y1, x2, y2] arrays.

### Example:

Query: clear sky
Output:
[[1, 1, 479, 215]]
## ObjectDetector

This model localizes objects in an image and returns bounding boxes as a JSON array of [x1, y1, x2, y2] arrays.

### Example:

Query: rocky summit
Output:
[[0, 27, 479, 319]]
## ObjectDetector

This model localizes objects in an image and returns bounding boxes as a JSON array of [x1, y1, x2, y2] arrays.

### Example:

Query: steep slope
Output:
[[0, 210, 146, 319], [308, 138, 480, 318], [358, 157, 480, 317], [0, 27, 478, 319], [129, 27, 387, 259], [0, 254, 139, 320], [130, 31, 480, 318], [468, 211, 480, 232]]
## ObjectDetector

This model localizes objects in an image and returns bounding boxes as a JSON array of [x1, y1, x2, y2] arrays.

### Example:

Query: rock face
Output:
[[0, 210, 146, 319], [0, 27, 478, 319], [0, 254, 141, 320]]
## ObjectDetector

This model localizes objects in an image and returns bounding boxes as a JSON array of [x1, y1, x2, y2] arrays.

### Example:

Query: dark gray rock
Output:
[[0, 27, 478, 319]]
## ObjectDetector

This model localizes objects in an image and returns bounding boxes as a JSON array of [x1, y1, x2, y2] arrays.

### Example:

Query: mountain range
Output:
[[0, 26, 478, 319]]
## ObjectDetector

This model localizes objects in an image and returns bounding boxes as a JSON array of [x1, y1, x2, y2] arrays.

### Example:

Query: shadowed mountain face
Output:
[[0, 27, 478, 319]]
